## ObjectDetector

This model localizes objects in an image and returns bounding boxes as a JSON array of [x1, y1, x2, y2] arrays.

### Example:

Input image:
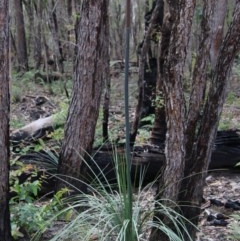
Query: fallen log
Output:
[[16, 140, 240, 196], [10, 110, 67, 146], [12, 128, 240, 195]]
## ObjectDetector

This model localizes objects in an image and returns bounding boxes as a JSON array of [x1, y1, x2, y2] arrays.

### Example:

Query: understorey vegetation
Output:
[[1, 0, 240, 241]]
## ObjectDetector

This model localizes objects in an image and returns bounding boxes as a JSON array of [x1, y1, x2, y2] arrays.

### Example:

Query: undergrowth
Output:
[[30, 148, 197, 241], [9, 157, 68, 240]]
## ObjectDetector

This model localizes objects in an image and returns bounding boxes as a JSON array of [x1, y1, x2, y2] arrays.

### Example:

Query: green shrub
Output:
[[228, 213, 240, 240], [9, 159, 68, 240], [42, 149, 196, 241], [11, 85, 22, 103]]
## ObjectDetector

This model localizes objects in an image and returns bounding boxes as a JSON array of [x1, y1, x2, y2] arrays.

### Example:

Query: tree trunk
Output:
[[14, 0, 28, 71], [150, 1, 240, 240], [48, 0, 64, 73], [56, 0, 109, 193], [150, 1, 196, 240], [150, 6, 171, 146], [34, 0, 43, 69], [130, 0, 164, 144], [24, 0, 35, 65], [210, 0, 228, 69], [0, 0, 12, 239], [179, 1, 240, 239]]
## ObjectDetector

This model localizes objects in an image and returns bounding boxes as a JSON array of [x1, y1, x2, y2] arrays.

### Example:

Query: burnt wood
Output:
[[14, 130, 240, 195]]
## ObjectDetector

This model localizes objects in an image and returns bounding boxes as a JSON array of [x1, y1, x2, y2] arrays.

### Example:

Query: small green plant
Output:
[[228, 213, 240, 240], [11, 188, 71, 240], [42, 149, 196, 241], [10, 118, 25, 129], [226, 91, 237, 105], [9, 157, 68, 240], [140, 114, 155, 126], [218, 117, 232, 130], [153, 91, 165, 108], [11, 85, 22, 103]]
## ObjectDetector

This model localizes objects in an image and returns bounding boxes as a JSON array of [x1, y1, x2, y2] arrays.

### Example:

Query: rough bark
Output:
[[34, 0, 43, 69], [179, 2, 240, 239], [48, 0, 64, 73], [210, 0, 228, 69], [159, 0, 196, 203], [131, 0, 164, 144], [185, 0, 216, 160], [14, 0, 28, 71], [18, 136, 240, 198], [150, 1, 196, 240], [102, 12, 110, 142], [57, 0, 109, 193], [0, 0, 12, 239], [150, 8, 172, 146]]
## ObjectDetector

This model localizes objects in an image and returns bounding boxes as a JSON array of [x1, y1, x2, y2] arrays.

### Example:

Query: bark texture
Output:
[[0, 0, 12, 239], [210, 0, 228, 68], [150, 1, 240, 240], [14, 0, 28, 71], [130, 0, 164, 144], [180, 2, 240, 239], [57, 0, 109, 192], [150, 1, 196, 240]]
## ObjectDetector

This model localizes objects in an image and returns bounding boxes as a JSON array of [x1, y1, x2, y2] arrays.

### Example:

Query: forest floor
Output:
[[10, 70, 240, 240]]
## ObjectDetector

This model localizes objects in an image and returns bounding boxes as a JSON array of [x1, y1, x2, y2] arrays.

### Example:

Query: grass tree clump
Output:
[[37, 149, 197, 241]]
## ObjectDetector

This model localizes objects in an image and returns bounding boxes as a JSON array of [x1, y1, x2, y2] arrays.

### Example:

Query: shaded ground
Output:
[[198, 171, 240, 241]]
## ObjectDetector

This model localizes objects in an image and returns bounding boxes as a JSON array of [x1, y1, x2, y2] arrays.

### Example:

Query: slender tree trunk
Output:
[[34, 0, 43, 69], [150, 8, 171, 146], [57, 0, 109, 193], [210, 0, 228, 69], [14, 0, 28, 71], [102, 54, 110, 142], [24, 0, 35, 64], [0, 0, 12, 239], [130, 0, 164, 144], [48, 0, 64, 73]]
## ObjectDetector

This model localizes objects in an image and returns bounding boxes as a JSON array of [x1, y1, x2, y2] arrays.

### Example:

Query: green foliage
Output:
[[9, 158, 69, 240], [11, 188, 70, 240], [218, 116, 234, 130], [153, 91, 165, 108], [226, 91, 238, 105], [10, 160, 41, 202], [41, 150, 196, 241], [11, 85, 22, 103], [48, 127, 64, 142], [10, 118, 25, 129], [140, 114, 155, 126], [218, 91, 240, 130], [228, 213, 240, 240], [136, 129, 151, 144]]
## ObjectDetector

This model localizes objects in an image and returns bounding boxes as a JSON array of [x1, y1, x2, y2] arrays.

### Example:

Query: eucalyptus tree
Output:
[[0, 0, 12, 240], [14, 0, 28, 71], [149, 0, 240, 240], [56, 0, 110, 192]]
